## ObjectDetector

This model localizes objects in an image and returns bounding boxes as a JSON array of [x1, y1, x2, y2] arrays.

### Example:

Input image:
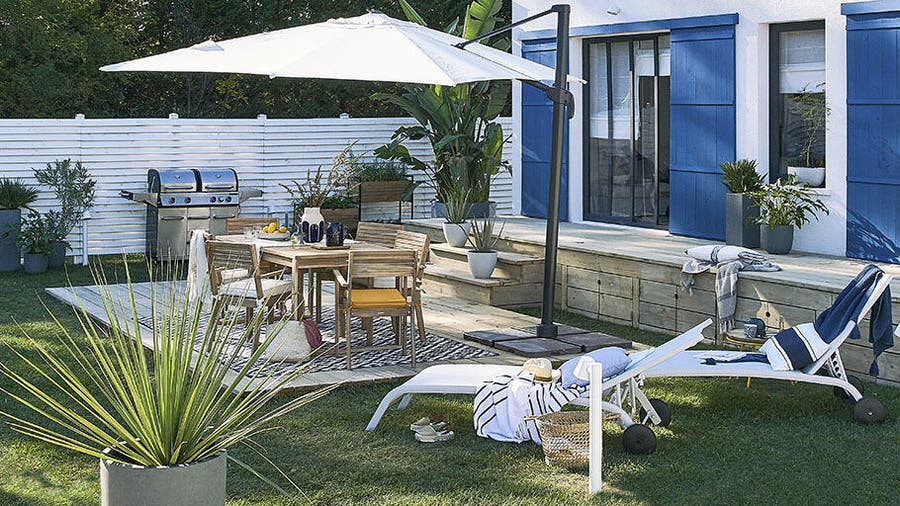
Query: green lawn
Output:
[[1, 257, 899, 505]]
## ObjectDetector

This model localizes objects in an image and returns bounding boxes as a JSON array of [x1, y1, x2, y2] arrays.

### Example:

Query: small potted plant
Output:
[[282, 143, 362, 242], [16, 210, 54, 274], [0, 265, 333, 505], [721, 159, 765, 248], [32, 159, 96, 267], [441, 186, 471, 247], [466, 216, 504, 279], [787, 83, 829, 188], [749, 175, 829, 254], [0, 178, 39, 272]]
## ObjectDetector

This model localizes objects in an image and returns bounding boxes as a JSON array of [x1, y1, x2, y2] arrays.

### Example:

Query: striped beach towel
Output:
[[473, 371, 579, 444]]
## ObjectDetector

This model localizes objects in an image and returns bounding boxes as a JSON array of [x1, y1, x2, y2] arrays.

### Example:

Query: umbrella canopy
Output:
[[101, 11, 580, 86]]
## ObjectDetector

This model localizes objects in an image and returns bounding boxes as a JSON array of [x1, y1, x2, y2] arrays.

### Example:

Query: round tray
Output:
[[257, 232, 290, 241]]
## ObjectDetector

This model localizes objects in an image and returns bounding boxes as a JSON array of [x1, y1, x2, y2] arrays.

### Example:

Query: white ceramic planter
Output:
[[100, 449, 227, 506], [787, 166, 825, 188], [467, 250, 498, 279], [442, 222, 471, 248]]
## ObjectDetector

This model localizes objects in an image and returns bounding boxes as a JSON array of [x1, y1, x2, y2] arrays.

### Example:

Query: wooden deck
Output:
[[407, 216, 900, 386], [45, 281, 540, 392]]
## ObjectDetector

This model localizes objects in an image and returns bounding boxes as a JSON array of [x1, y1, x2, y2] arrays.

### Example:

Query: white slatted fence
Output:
[[0, 115, 513, 258]]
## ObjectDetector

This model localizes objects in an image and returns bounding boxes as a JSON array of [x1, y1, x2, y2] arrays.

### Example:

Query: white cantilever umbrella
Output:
[[101, 11, 578, 86]]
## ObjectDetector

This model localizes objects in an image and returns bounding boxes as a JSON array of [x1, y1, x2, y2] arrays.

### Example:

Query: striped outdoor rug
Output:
[[136, 305, 497, 376]]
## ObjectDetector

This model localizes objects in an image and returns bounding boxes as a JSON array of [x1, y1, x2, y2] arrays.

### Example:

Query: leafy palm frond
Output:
[[0, 260, 335, 468]]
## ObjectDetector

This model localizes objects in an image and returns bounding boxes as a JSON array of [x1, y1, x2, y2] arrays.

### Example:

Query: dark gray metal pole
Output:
[[536, 4, 570, 339]]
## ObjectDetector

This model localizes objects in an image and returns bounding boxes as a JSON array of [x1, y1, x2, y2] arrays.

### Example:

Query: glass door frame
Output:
[[581, 33, 669, 228]]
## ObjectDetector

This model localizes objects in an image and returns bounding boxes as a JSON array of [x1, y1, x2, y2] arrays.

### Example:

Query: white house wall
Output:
[[513, 0, 870, 256]]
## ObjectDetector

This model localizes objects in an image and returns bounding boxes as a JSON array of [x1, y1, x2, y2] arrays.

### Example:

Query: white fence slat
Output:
[[0, 116, 513, 257]]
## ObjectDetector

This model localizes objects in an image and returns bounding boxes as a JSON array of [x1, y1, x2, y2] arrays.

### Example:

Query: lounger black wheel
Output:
[[853, 397, 886, 424], [622, 424, 657, 455], [833, 375, 864, 402], [639, 398, 672, 427]]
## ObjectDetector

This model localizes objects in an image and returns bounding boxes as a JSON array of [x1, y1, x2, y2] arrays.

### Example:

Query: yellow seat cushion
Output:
[[350, 289, 407, 309]]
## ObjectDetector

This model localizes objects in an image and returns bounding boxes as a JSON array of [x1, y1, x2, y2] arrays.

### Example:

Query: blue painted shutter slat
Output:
[[668, 25, 736, 240], [521, 41, 568, 220], [846, 9, 900, 262]]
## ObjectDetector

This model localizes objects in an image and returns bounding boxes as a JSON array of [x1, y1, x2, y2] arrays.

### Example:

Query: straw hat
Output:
[[522, 358, 561, 383]]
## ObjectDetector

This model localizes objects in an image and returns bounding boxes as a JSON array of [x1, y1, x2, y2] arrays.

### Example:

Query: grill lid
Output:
[[196, 168, 238, 192], [149, 169, 199, 193]]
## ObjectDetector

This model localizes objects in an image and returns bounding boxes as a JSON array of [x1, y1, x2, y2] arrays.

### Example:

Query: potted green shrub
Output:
[[0, 265, 332, 505], [749, 175, 829, 254], [787, 84, 830, 188], [721, 159, 765, 248], [32, 159, 96, 267], [16, 210, 54, 274], [442, 186, 471, 247], [0, 178, 39, 272], [373, 0, 509, 219], [467, 216, 505, 279]]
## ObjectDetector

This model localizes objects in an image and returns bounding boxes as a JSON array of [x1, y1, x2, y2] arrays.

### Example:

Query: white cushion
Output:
[[263, 321, 311, 362], [219, 277, 291, 299]]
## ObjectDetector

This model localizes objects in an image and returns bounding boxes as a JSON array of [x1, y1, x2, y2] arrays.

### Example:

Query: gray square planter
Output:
[[725, 193, 760, 248]]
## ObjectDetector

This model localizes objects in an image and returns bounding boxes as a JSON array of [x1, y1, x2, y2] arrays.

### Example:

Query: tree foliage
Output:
[[0, 0, 502, 118]]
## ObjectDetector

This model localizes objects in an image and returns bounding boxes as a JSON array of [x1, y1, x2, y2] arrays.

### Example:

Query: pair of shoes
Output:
[[409, 417, 453, 443]]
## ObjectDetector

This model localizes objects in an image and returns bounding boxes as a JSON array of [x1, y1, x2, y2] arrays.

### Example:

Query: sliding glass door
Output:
[[583, 35, 670, 227]]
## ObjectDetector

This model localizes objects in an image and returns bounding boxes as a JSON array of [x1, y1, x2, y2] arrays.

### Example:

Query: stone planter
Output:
[[432, 201, 496, 220], [100, 449, 226, 506], [0, 208, 21, 272], [48, 241, 68, 268], [761, 225, 794, 255], [725, 193, 760, 248], [23, 253, 48, 274], [442, 222, 471, 248], [467, 250, 498, 279]]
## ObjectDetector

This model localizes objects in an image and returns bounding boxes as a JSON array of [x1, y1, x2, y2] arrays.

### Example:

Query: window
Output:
[[769, 22, 826, 183]]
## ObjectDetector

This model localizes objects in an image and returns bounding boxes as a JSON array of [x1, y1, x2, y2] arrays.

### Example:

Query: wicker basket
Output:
[[529, 411, 592, 468]]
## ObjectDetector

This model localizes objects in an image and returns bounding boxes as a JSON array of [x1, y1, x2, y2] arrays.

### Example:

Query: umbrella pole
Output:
[[536, 4, 570, 338]]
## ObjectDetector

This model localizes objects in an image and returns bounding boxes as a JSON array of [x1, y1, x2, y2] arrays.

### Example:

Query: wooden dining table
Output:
[[215, 235, 389, 321]]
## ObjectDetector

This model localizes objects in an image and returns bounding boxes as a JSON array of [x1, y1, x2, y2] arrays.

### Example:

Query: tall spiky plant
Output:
[[0, 259, 334, 475]]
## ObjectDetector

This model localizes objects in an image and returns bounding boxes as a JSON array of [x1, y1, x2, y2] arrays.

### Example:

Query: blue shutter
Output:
[[668, 25, 736, 240], [521, 40, 568, 220], [845, 7, 900, 263]]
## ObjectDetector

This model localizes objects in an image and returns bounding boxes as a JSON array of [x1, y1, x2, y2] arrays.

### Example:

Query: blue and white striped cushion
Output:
[[760, 323, 830, 371]]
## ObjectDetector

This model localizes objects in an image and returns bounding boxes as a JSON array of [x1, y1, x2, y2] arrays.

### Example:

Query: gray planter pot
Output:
[[101, 450, 227, 506], [48, 241, 68, 268], [467, 250, 498, 279], [0, 208, 21, 272], [442, 222, 471, 247], [432, 201, 497, 219], [761, 225, 794, 255], [23, 253, 48, 274], [725, 193, 760, 248]]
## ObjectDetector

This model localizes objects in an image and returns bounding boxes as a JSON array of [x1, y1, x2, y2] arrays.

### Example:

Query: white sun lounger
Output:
[[366, 319, 713, 453], [640, 272, 895, 424]]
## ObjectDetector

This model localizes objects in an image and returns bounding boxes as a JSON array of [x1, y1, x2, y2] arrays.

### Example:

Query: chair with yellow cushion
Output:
[[333, 249, 418, 370]]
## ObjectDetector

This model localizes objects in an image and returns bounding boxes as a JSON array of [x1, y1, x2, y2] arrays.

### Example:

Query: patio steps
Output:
[[411, 223, 545, 308]]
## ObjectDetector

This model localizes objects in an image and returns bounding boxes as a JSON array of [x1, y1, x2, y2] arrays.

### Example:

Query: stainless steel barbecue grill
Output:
[[121, 168, 262, 261]]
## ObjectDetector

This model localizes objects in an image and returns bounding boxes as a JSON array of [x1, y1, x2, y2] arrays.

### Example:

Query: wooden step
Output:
[[428, 243, 544, 281]]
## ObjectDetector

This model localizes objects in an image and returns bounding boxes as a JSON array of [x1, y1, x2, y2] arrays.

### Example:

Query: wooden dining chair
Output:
[[333, 249, 418, 370], [394, 230, 430, 344], [225, 217, 277, 235], [206, 239, 291, 349]]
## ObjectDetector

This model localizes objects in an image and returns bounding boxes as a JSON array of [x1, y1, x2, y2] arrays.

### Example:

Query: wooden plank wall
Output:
[[0, 115, 513, 258]]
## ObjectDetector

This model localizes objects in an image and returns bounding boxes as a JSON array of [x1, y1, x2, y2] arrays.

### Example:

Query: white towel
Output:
[[187, 230, 211, 305]]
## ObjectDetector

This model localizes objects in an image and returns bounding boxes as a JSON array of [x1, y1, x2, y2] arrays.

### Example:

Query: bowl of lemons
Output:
[[257, 222, 291, 240]]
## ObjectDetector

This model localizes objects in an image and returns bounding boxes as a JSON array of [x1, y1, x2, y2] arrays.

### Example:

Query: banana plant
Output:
[[374, 0, 511, 204]]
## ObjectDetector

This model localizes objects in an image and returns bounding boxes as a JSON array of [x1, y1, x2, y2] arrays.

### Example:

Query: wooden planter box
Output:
[[359, 180, 412, 204]]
